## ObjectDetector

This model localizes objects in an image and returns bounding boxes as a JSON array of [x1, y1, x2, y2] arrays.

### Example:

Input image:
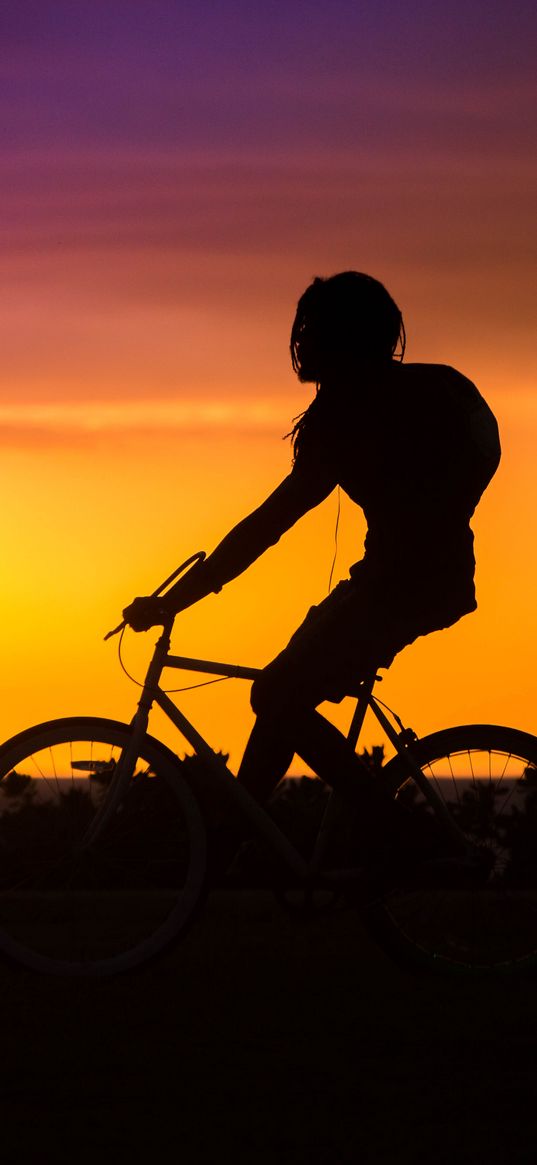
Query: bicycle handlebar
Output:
[[104, 551, 206, 641]]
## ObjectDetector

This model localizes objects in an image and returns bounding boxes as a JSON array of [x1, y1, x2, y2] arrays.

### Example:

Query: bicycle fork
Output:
[[370, 699, 471, 855], [82, 629, 172, 847]]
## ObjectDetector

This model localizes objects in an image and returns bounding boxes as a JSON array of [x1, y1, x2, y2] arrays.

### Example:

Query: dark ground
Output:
[[0, 890, 536, 1164]]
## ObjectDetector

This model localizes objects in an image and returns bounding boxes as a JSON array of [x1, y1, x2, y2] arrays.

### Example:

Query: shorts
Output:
[[251, 575, 471, 717]]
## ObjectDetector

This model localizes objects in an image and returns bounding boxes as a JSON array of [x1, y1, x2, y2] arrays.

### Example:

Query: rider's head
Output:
[[290, 271, 405, 383]]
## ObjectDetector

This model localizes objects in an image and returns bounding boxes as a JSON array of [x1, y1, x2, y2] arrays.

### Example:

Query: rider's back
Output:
[[297, 361, 501, 626]]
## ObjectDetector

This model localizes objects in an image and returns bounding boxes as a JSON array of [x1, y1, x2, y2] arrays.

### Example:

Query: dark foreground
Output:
[[0, 891, 536, 1164]]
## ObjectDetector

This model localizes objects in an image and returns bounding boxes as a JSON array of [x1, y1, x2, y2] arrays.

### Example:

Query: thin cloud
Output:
[[0, 398, 290, 442]]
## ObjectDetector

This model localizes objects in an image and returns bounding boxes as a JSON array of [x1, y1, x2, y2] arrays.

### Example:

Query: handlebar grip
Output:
[[104, 621, 125, 641], [104, 551, 207, 641], [151, 551, 206, 598]]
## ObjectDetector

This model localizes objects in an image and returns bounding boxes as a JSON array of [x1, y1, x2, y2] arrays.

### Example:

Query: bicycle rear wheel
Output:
[[0, 717, 207, 975], [367, 724, 537, 976]]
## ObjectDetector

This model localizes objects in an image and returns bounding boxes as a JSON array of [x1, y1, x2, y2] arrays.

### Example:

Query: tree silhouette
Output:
[[1, 770, 35, 802], [2, 750, 537, 889]]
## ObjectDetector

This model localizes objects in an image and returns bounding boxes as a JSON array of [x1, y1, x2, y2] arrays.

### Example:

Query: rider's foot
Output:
[[410, 846, 494, 888], [362, 842, 492, 903], [350, 795, 490, 899]]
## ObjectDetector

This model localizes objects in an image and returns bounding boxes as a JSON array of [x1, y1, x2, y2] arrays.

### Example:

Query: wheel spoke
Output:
[[0, 720, 206, 974], [371, 726, 537, 975]]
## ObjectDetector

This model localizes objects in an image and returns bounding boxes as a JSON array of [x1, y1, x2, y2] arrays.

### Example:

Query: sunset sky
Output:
[[2, 1, 536, 770]]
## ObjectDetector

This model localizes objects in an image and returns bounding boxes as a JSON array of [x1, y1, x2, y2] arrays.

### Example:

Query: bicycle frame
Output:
[[90, 620, 468, 878]]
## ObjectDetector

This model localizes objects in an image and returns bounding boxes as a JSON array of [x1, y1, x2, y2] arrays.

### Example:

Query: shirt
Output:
[[202, 362, 501, 625]]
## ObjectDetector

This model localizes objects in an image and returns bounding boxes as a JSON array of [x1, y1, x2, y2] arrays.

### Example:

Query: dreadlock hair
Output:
[[288, 271, 405, 460]]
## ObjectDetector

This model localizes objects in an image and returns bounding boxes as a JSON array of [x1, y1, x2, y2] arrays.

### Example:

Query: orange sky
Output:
[[1, 2, 536, 771]]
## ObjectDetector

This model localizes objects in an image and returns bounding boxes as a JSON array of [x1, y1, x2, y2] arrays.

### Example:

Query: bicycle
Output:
[[1, 553, 537, 978]]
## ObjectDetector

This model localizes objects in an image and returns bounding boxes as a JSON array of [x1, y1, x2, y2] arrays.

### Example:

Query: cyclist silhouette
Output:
[[124, 272, 501, 819]]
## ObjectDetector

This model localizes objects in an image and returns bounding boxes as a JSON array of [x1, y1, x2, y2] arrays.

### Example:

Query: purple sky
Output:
[[4, 1, 536, 151], [2, 1, 537, 405]]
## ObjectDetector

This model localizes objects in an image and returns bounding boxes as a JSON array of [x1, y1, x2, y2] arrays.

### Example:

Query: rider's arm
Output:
[[166, 457, 337, 610], [123, 455, 337, 629]]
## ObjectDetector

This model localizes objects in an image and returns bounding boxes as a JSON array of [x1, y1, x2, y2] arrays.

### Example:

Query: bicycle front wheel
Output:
[[367, 724, 537, 976], [0, 717, 207, 975]]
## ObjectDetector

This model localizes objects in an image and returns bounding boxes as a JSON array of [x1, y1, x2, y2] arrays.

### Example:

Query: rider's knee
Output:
[[251, 665, 309, 722], [250, 672, 274, 717], [250, 669, 288, 719]]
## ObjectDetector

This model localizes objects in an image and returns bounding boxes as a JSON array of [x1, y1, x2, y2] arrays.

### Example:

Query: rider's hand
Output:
[[122, 595, 172, 632], [123, 559, 212, 633]]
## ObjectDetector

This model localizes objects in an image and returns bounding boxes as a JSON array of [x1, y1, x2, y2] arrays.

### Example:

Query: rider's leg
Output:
[[236, 701, 408, 871], [237, 703, 380, 807], [238, 702, 398, 855], [237, 581, 391, 807], [234, 580, 422, 867], [236, 713, 295, 803]]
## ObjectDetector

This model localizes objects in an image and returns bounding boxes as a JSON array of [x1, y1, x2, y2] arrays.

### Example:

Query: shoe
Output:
[[363, 843, 493, 903]]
